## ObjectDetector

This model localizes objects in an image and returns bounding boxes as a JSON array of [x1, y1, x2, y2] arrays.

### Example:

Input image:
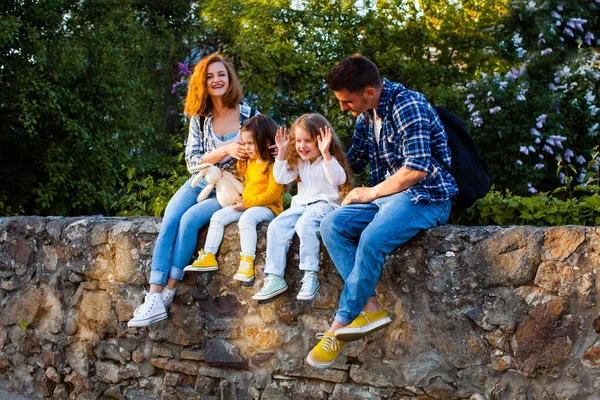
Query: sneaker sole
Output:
[[297, 283, 320, 301], [334, 316, 392, 342], [306, 354, 334, 369], [183, 265, 219, 272], [252, 286, 288, 301], [233, 274, 255, 283], [127, 312, 168, 328]]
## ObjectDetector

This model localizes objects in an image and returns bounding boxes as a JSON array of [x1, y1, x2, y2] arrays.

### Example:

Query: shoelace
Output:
[[315, 333, 340, 352], [238, 260, 252, 274], [300, 273, 317, 292], [357, 311, 371, 324], [140, 293, 156, 317]]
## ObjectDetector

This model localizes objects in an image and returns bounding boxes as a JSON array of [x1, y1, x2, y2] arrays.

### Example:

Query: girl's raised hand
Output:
[[275, 127, 289, 160], [317, 127, 333, 160]]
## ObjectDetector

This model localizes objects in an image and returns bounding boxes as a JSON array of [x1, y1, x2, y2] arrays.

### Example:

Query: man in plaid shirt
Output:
[[307, 55, 458, 369]]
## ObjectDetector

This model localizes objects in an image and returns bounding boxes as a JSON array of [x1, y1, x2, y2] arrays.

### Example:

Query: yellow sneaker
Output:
[[183, 250, 218, 272], [233, 254, 254, 282], [334, 309, 392, 341], [306, 332, 345, 369]]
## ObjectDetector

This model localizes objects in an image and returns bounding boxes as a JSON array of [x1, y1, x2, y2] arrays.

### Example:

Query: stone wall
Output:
[[0, 217, 599, 399]]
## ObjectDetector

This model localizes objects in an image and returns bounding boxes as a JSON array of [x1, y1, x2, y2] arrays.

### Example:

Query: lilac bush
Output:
[[462, 0, 599, 194]]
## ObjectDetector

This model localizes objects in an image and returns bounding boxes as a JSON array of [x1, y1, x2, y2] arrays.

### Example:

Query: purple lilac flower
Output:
[[569, 18, 587, 31], [576, 155, 586, 164], [490, 106, 502, 114], [487, 96, 495, 102], [528, 145, 536, 153], [564, 149, 574, 162], [541, 48, 553, 56], [539, 154, 544, 159], [171, 81, 182, 94], [535, 138, 541, 144], [531, 128, 542, 137], [517, 94, 526, 101], [498, 81, 508, 90], [516, 160, 523, 165], [560, 36, 565, 42], [548, 135, 567, 149], [177, 62, 192, 76], [536, 114, 547, 129], [585, 32, 595, 46], [556, 21, 562, 27], [468, 104, 476, 112], [557, 4, 563, 11], [564, 27, 574, 37], [534, 163, 545, 169], [551, 10, 561, 19], [543, 145, 554, 155], [527, 183, 538, 193], [559, 172, 565, 185], [520, 146, 529, 155]]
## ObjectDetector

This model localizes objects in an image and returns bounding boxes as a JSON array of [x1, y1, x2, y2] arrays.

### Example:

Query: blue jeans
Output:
[[149, 176, 221, 286], [204, 206, 275, 257], [320, 192, 452, 326], [265, 201, 335, 276]]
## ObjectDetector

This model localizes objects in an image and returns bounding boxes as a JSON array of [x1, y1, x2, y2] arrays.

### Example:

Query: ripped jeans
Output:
[[264, 201, 335, 277]]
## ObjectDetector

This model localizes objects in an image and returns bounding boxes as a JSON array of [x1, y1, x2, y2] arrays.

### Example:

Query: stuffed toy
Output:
[[189, 163, 244, 208]]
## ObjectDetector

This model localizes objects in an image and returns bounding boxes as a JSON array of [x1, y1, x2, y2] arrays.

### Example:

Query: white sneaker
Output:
[[133, 288, 175, 317], [128, 293, 167, 327], [297, 271, 320, 301]]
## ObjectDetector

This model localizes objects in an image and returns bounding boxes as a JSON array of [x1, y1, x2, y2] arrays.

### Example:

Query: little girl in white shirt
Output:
[[253, 113, 353, 301]]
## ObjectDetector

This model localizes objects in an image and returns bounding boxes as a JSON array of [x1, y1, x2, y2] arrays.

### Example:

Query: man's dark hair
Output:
[[326, 55, 382, 93]]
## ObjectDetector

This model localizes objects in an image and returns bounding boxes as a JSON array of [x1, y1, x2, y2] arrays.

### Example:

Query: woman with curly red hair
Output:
[[128, 53, 258, 327]]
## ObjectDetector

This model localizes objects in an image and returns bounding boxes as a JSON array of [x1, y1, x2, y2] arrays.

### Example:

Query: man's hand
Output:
[[342, 187, 376, 205]]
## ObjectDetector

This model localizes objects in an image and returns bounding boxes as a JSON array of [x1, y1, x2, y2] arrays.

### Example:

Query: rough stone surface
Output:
[[1, 217, 599, 399]]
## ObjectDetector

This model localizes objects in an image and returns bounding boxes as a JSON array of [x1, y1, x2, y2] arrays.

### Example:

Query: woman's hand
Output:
[[225, 141, 247, 160], [317, 127, 333, 161], [274, 127, 289, 160]]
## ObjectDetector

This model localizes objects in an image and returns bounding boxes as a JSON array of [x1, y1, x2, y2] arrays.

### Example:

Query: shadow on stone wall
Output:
[[1, 216, 600, 399]]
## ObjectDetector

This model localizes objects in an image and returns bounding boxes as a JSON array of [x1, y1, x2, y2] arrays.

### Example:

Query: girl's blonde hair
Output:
[[236, 115, 277, 177], [184, 53, 243, 118], [287, 113, 353, 198]]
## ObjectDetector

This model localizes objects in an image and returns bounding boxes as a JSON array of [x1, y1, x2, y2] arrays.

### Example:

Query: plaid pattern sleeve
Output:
[[185, 115, 205, 173]]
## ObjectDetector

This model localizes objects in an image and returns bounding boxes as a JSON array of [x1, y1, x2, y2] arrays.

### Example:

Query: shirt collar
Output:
[[375, 79, 405, 118]]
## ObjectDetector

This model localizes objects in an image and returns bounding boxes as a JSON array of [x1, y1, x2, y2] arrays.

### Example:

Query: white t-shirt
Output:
[[373, 109, 382, 144]]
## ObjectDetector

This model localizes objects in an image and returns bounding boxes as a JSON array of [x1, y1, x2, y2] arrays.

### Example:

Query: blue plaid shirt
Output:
[[185, 101, 257, 173], [348, 79, 458, 203]]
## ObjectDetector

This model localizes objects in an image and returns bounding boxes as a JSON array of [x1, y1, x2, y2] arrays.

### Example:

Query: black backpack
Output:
[[387, 88, 490, 209], [432, 106, 491, 209]]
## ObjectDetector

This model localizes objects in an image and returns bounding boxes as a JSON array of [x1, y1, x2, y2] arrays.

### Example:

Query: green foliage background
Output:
[[1, 0, 599, 224]]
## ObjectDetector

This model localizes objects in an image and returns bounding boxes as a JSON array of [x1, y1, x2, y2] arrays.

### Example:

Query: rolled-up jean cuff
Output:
[[299, 263, 320, 272], [333, 311, 353, 326], [169, 266, 185, 281], [149, 270, 169, 287]]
